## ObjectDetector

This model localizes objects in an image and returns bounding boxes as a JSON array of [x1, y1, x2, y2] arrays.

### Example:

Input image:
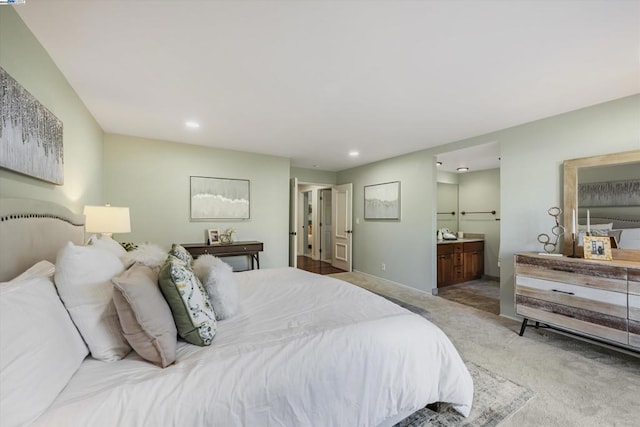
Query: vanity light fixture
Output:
[[457, 167, 469, 172], [436, 161, 442, 166]]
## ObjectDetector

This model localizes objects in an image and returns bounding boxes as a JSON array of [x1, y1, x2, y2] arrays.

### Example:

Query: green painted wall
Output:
[[339, 94, 640, 317], [290, 167, 337, 185], [0, 7, 103, 212], [103, 134, 290, 269], [338, 150, 437, 293]]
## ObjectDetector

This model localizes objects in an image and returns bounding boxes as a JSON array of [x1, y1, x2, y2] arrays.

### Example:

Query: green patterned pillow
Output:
[[169, 243, 193, 266], [158, 255, 216, 346]]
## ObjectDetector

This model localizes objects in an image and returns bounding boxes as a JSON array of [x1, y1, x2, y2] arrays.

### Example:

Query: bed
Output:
[[0, 198, 473, 426], [577, 215, 640, 250]]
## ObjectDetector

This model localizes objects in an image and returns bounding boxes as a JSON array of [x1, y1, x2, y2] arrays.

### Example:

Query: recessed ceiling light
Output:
[[457, 167, 469, 172], [349, 150, 360, 157], [185, 121, 200, 129], [436, 161, 442, 166]]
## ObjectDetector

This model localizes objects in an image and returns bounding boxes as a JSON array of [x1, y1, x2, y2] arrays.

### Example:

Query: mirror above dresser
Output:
[[563, 150, 640, 261]]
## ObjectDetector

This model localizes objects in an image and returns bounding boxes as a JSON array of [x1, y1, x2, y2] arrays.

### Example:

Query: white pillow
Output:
[[192, 255, 239, 320], [0, 274, 88, 426], [121, 243, 168, 272], [54, 242, 130, 361], [619, 228, 640, 250], [8, 260, 55, 282], [88, 234, 127, 257], [578, 222, 613, 231]]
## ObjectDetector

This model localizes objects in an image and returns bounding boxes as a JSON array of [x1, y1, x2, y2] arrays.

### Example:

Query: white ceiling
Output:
[[15, 0, 640, 172]]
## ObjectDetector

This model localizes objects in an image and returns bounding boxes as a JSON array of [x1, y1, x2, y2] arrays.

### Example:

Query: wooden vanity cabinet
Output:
[[437, 240, 484, 287], [463, 241, 484, 282]]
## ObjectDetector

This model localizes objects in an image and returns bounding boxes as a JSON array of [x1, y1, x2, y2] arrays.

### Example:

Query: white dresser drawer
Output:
[[516, 275, 627, 318]]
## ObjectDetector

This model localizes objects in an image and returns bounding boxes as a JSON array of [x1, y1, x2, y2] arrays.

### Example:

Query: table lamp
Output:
[[83, 204, 131, 238]]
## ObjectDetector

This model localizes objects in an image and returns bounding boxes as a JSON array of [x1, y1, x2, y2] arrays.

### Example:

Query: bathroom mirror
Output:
[[437, 183, 459, 232], [563, 149, 640, 261]]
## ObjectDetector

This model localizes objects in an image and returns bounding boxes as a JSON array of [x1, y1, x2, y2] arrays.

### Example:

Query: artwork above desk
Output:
[[182, 241, 264, 271]]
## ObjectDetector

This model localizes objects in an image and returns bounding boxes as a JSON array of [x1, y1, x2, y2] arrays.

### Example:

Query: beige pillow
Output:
[[112, 263, 177, 367]]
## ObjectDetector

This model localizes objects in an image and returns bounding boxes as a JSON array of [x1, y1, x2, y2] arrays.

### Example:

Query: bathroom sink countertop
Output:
[[437, 238, 484, 244]]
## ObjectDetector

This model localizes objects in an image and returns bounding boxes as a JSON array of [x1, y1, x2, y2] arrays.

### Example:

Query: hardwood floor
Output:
[[297, 256, 345, 275]]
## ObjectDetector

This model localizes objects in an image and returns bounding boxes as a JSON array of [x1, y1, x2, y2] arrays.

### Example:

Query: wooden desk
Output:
[[181, 241, 264, 270]]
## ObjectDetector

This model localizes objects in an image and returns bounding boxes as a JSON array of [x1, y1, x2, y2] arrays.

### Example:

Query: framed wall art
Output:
[[0, 67, 64, 184], [583, 235, 612, 261], [364, 181, 400, 220], [190, 176, 250, 220], [578, 179, 640, 207]]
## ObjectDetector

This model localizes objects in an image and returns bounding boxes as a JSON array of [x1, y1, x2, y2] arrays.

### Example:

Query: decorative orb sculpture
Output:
[[537, 206, 565, 254]]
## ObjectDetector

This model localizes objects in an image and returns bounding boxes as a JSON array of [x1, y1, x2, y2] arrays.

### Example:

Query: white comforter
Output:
[[35, 268, 473, 426]]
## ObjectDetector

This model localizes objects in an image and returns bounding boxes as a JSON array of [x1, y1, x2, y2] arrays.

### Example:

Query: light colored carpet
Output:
[[330, 272, 640, 427]]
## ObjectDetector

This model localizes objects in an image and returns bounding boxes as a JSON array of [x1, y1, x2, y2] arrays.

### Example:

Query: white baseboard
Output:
[[351, 269, 435, 298]]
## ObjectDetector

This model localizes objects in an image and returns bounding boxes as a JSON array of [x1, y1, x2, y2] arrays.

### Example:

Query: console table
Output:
[[181, 241, 264, 271]]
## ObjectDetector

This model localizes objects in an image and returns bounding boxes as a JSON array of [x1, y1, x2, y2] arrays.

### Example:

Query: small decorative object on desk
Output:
[[583, 235, 612, 260], [219, 228, 235, 244], [537, 206, 565, 254]]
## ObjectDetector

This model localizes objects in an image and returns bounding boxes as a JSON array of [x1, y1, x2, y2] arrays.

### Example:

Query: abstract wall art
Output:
[[578, 179, 640, 207], [364, 181, 401, 220], [190, 176, 250, 220], [0, 67, 64, 184]]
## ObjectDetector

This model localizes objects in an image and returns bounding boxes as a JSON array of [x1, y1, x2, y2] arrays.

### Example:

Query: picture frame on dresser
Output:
[[207, 229, 220, 245], [583, 236, 612, 260]]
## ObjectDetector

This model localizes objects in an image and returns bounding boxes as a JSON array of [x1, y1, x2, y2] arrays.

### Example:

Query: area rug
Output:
[[395, 361, 534, 427], [379, 294, 535, 427]]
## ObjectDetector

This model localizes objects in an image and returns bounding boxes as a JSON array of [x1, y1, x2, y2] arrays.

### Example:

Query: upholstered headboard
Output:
[[0, 198, 84, 281]]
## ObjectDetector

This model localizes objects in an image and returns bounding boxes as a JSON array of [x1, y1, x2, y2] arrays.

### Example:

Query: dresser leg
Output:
[[519, 318, 528, 336]]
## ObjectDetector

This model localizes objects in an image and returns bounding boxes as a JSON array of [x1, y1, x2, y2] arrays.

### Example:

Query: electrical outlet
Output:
[[381, 263, 386, 271]]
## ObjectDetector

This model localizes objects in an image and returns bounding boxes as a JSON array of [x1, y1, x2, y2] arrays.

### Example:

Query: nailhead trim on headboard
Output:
[[0, 213, 84, 227]]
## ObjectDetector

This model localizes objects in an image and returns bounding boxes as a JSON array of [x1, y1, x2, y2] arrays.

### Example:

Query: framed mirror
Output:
[[563, 150, 640, 261]]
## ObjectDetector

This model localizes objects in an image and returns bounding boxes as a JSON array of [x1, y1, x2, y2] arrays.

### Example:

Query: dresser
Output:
[[181, 241, 263, 271], [437, 240, 484, 287], [515, 253, 640, 352]]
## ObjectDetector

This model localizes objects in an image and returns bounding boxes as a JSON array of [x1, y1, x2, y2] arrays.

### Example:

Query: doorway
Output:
[[289, 180, 352, 274], [435, 143, 501, 315]]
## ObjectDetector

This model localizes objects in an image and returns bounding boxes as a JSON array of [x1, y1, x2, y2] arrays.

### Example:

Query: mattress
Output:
[[34, 267, 473, 426]]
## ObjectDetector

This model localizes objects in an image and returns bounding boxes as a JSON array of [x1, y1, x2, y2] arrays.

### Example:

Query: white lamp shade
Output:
[[83, 205, 131, 234]]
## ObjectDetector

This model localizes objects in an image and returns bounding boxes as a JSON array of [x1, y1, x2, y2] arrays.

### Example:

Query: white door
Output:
[[320, 189, 332, 261], [331, 183, 353, 271], [289, 178, 298, 267]]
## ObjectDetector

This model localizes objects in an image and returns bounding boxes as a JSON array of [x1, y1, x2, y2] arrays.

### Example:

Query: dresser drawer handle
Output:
[[552, 289, 575, 295], [551, 267, 574, 273]]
